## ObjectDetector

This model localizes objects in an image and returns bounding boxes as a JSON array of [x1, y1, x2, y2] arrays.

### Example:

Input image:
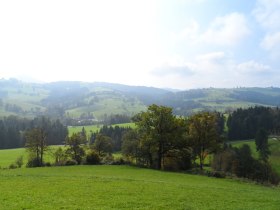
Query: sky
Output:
[[0, 0, 280, 90]]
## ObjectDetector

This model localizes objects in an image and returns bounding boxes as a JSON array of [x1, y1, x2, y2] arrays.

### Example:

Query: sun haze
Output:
[[0, 0, 279, 89]]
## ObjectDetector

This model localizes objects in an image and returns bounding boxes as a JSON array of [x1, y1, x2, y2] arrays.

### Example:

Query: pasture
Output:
[[68, 122, 136, 137], [0, 146, 64, 168], [0, 165, 280, 209]]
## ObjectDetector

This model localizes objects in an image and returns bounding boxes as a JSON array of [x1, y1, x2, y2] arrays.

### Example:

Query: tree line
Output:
[[227, 106, 280, 140], [121, 105, 224, 170], [90, 125, 132, 152], [0, 116, 67, 149], [4, 104, 279, 185], [120, 105, 279, 184]]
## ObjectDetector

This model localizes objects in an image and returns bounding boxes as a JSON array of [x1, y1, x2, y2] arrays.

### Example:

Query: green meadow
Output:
[[68, 123, 136, 137], [0, 165, 280, 210], [0, 146, 65, 168]]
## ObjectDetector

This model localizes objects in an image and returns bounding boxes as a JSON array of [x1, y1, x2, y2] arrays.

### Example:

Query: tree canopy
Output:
[[187, 112, 222, 170]]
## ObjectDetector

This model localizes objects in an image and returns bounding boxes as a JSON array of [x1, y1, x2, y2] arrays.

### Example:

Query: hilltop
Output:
[[1, 78, 280, 123]]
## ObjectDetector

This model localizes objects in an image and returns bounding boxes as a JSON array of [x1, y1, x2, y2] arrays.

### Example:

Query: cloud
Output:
[[171, 19, 199, 42], [200, 13, 251, 46], [195, 51, 225, 61], [172, 13, 250, 47], [237, 60, 271, 74], [253, 0, 280, 57], [260, 32, 280, 51], [253, 0, 280, 30], [152, 64, 194, 77]]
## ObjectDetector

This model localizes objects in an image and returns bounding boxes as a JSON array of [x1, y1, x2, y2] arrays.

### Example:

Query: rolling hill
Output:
[[1, 78, 280, 123]]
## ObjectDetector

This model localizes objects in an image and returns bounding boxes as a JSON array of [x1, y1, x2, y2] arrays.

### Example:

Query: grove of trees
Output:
[[0, 116, 68, 149], [122, 104, 223, 170], [227, 106, 280, 140], [1, 104, 279, 185]]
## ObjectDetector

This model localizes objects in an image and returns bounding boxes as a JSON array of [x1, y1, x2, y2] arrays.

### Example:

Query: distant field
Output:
[[0, 146, 64, 168], [0, 165, 279, 209], [68, 122, 136, 137], [231, 139, 280, 174]]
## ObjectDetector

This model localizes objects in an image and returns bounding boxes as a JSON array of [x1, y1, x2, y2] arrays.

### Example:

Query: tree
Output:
[[133, 104, 185, 170], [80, 127, 87, 142], [93, 134, 112, 156], [121, 129, 140, 163], [25, 128, 48, 167], [255, 128, 270, 162], [187, 112, 222, 170], [0, 120, 7, 149], [53, 147, 67, 165], [65, 133, 86, 164]]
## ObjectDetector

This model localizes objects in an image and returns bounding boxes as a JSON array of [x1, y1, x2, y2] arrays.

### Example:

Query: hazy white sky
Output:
[[0, 0, 280, 89]]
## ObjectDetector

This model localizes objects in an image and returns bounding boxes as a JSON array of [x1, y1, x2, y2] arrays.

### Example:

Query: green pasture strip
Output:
[[0, 146, 63, 168], [68, 123, 136, 137], [0, 165, 279, 210]]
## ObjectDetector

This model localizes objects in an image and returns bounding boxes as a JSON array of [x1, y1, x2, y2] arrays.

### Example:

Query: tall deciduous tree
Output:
[[134, 104, 185, 170], [187, 112, 222, 170], [65, 133, 86, 164], [93, 134, 112, 156], [25, 128, 48, 167]]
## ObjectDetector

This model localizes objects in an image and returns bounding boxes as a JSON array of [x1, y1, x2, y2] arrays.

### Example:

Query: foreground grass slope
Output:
[[0, 165, 279, 210]]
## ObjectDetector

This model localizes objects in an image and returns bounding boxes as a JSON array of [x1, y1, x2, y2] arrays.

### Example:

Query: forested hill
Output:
[[1, 78, 280, 122]]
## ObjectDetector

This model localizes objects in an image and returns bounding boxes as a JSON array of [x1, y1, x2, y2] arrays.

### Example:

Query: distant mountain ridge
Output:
[[1, 79, 280, 121]]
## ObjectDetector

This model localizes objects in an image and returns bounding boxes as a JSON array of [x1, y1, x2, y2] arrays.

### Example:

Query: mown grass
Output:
[[0, 165, 279, 210]]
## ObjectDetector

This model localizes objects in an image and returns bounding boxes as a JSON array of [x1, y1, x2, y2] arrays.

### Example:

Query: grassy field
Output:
[[231, 139, 280, 174], [0, 146, 65, 168], [0, 165, 279, 209], [68, 123, 136, 137]]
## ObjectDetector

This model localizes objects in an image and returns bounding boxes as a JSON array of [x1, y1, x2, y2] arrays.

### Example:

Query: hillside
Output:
[[1, 79, 280, 123], [0, 165, 279, 209]]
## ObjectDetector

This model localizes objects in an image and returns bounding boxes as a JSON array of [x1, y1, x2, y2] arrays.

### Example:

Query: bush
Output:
[[15, 156, 24, 168], [163, 149, 192, 171], [212, 144, 280, 185], [44, 162, 51, 167], [86, 151, 101, 165], [65, 159, 78, 166], [112, 157, 127, 165], [9, 163, 17, 169], [101, 154, 114, 164], [53, 147, 67, 166], [26, 158, 41, 168], [207, 171, 226, 178]]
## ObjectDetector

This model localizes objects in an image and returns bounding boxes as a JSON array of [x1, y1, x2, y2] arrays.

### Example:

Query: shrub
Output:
[[53, 147, 67, 166], [212, 144, 280, 185], [44, 162, 51, 167], [15, 156, 24, 168], [86, 151, 101, 165], [26, 158, 41, 168], [9, 163, 17, 169], [101, 154, 114, 164], [206, 171, 226, 178], [65, 159, 78, 166], [163, 149, 192, 171], [112, 157, 127, 165]]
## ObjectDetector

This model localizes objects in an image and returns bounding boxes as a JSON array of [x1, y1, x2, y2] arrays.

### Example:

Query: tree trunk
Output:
[[157, 142, 162, 170], [157, 151, 162, 170]]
